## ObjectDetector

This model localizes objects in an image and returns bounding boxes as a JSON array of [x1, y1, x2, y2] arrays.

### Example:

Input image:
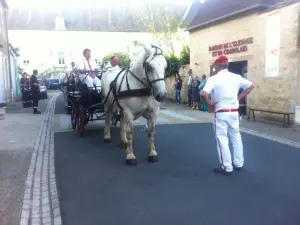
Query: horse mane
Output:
[[129, 48, 148, 70]]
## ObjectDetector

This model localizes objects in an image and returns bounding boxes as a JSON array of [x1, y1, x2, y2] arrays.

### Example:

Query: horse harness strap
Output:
[[103, 45, 165, 111]]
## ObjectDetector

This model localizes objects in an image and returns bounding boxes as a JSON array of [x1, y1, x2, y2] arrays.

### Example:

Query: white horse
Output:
[[101, 44, 167, 165], [59, 72, 71, 110]]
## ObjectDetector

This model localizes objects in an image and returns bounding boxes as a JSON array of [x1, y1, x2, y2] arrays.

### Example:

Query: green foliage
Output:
[[179, 45, 190, 65], [102, 52, 131, 68], [164, 45, 190, 78], [132, 40, 143, 47], [165, 54, 181, 78]]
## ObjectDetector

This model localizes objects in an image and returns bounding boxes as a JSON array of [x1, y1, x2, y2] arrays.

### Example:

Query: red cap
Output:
[[213, 55, 228, 64]]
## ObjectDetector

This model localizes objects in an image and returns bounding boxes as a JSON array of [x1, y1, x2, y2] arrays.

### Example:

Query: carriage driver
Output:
[[103, 56, 120, 71], [76, 48, 101, 91]]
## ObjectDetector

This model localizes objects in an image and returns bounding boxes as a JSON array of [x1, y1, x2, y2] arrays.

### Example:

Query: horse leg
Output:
[[148, 115, 159, 163], [120, 116, 128, 148], [104, 109, 112, 143], [124, 112, 137, 165]]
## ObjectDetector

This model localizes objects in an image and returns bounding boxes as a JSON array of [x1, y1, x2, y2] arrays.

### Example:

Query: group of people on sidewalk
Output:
[[20, 69, 42, 114], [173, 69, 208, 111], [174, 68, 247, 120]]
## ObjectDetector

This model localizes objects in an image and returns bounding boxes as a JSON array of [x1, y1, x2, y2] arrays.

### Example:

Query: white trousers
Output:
[[213, 111, 244, 172], [78, 74, 101, 91]]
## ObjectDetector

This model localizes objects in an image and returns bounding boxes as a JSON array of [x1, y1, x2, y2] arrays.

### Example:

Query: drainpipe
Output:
[[3, 6, 13, 101]]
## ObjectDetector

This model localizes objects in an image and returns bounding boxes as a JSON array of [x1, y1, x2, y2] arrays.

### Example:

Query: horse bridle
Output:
[[120, 45, 166, 93], [142, 45, 166, 89]]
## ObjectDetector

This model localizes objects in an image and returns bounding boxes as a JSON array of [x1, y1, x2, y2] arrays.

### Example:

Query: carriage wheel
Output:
[[77, 109, 85, 137], [71, 105, 77, 130]]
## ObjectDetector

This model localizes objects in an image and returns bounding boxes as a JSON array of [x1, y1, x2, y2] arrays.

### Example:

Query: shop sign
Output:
[[208, 37, 254, 57]]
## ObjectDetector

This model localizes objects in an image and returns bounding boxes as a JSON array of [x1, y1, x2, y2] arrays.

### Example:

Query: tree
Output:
[[139, 5, 187, 56], [179, 45, 190, 65], [165, 53, 181, 78]]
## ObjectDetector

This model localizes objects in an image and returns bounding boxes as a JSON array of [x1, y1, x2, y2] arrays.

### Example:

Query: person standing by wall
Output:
[[187, 69, 195, 106], [20, 72, 30, 108], [191, 76, 200, 109], [199, 74, 207, 111], [174, 74, 182, 104], [30, 69, 41, 114]]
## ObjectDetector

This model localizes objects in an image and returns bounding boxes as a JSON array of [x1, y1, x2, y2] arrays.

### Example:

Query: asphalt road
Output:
[[54, 95, 300, 225]]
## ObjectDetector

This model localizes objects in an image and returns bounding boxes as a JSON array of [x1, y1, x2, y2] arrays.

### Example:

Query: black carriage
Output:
[[67, 70, 120, 137]]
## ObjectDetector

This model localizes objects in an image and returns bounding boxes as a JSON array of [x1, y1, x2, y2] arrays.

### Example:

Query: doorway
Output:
[[228, 60, 248, 78], [228, 60, 248, 117]]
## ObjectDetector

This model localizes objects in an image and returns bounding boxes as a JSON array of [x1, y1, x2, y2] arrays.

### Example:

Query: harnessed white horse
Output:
[[59, 72, 71, 110], [101, 44, 167, 165]]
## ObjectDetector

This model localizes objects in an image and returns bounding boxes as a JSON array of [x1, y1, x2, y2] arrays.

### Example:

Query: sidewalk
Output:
[[161, 100, 300, 144], [0, 94, 50, 225]]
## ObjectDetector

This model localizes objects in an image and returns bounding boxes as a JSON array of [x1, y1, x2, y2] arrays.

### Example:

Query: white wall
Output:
[[9, 52, 18, 99]]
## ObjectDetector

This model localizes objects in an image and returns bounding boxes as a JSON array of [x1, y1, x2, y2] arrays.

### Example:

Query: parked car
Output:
[[48, 79, 60, 90], [38, 79, 48, 99]]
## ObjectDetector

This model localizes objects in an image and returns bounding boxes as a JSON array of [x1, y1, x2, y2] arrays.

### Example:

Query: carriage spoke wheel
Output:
[[71, 106, 77, 130], [77, 109, 85, 137]]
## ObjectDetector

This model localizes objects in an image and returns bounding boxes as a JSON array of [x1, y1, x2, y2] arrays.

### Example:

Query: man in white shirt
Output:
[[200, 55, 254, 176], [76, 48, 101, 91]]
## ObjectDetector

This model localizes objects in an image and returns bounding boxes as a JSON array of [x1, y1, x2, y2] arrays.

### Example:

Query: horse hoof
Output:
[[148, 155, 159, 163], [104, 138, 112, 143], [126, 158, 137, 166]]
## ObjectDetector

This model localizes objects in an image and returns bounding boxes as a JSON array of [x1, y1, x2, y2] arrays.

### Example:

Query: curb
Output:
[[19, 93, 62, 225]]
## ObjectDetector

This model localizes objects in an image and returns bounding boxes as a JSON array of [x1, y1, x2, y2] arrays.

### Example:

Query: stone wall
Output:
[[189, 3, 300, 123], [165, 65, 191, 103]]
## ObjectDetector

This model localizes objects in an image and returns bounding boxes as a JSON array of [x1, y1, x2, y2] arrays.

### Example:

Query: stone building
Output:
[[184, 0, 300, 124]]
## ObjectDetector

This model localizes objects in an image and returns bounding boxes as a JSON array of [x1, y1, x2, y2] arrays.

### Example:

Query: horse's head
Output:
[[142, 44, 167, 102]]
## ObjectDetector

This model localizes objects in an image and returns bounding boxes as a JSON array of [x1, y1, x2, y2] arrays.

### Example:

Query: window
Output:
[[23, 60, 29, 64], [58, 52, 65, 65]]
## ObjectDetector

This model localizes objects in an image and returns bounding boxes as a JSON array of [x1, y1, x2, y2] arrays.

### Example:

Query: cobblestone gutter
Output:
[[19, 93, 61, 225]]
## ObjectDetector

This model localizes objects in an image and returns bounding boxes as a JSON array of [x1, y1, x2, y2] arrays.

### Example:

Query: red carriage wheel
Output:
[[77, 109, 85, 137], [70, 105, 77, 130]]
